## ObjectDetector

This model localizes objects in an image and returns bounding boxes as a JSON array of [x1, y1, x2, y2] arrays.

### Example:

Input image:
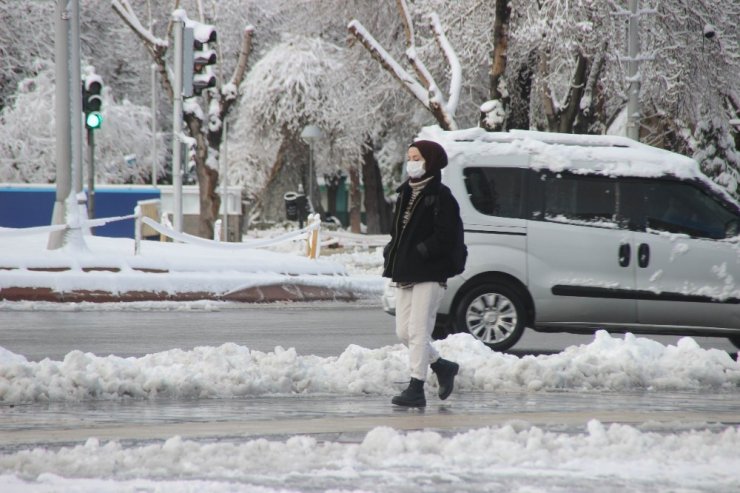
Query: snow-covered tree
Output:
[[635, 1, 739, 151], [229, 35, 363, 224], [111, 0, 254, 239], [0, 60, 163, 184], [693, 118, 740, 198]]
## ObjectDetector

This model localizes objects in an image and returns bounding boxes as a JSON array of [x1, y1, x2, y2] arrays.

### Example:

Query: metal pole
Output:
[[221, 119, 228, 240], [172, 12, 185, 232], [49, 0, 72, 249], [151, 64, 158, 186], [626, 0, 641, 141], [308, 143, 314, 211], [87, 128, 95, 218], [70, 0, 83, 195]]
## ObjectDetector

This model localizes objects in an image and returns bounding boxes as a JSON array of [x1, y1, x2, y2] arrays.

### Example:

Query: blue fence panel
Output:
[[0, 185, 160, 238]]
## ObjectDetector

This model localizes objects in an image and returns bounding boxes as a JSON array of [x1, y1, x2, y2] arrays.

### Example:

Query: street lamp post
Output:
[[300, 124, 324, 213]]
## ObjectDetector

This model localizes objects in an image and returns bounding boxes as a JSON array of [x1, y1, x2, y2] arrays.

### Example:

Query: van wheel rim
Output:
[[465, 293, 518, 344]]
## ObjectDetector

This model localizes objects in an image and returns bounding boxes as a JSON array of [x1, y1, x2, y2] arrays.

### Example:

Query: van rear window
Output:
[[463, 167, 525, 218]]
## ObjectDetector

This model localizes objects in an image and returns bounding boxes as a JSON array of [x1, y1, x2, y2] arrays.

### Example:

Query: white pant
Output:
[[395, 282, 445, 381]]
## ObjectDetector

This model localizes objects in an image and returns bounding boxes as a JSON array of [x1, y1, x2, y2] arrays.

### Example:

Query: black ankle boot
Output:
[[431, 358, 459, 400], [391, 377, 426, 407]]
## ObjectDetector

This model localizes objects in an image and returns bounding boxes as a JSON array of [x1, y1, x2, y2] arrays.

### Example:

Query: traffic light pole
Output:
[[49, 0, 71, 249], [87, 128, 96, 218], [171, 11, 185, 233], [70, 0, 83, 196]]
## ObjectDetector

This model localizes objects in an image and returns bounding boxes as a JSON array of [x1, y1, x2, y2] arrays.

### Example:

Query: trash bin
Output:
[[284, 192, 299, 221]]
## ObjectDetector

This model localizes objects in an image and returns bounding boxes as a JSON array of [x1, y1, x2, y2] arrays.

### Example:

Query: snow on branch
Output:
[[111, 0, 167, 50], [430, 13, 461, 117], [348, 3, 460, 131], [226, 25, 254, 91], [397, 0, 415, 45], [348, 20, 429, 106], [397, 0, 432, 89]]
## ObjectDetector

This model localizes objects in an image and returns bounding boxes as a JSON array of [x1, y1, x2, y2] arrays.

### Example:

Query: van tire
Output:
[[455, 282, 526, 352], [728, 336, 740, 350]]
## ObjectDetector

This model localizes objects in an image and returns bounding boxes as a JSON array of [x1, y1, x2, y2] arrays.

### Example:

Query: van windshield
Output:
[[622, 180, 739, 240]]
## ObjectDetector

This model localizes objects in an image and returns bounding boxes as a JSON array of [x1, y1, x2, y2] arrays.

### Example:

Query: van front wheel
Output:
[[455, 283, 526, 352]]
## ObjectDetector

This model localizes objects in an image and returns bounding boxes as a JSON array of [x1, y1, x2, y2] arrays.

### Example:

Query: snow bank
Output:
[[1, 421, 738, 492], [1, 331, 738, 403]]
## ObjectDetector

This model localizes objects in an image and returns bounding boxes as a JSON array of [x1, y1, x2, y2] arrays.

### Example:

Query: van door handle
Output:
[[638, 243, 650, 268], [618, 243, 630, 267]]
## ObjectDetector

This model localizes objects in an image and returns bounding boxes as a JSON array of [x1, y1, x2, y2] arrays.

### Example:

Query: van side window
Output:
[[462, 167, 525, 218], [542, 174, 618, 227], [626, 180, 739, 239]]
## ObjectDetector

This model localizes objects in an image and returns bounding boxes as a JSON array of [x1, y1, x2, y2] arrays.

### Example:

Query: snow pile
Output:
[[1, 331, 738, 403], [1, 421, 739, 492]]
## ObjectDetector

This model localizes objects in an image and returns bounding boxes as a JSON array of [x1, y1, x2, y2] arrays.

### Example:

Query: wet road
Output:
[[0, 300, 736, 361], [1, 301, 738, 445]]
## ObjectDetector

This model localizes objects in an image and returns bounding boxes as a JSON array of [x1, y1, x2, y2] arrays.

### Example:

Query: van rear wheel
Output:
[[729, 336, 740, 350], [455, 282, 526, 352]]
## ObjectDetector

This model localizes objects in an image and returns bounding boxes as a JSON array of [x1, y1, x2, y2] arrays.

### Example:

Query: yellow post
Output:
[[306, 213, 314, 257], [310, 224, 319, 259]]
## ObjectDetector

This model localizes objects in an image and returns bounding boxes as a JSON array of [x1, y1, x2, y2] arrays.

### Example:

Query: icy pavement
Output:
[[1, 331, 739, 492], [2, 390, 739, 445], [1, 392, 739, 493]]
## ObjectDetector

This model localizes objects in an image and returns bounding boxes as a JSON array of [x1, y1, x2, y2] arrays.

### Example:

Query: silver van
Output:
[[383, 127, 740, 351]]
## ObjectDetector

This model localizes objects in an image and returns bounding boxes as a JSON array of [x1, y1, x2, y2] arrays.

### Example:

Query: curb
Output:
[[0, 283, 355, 304]]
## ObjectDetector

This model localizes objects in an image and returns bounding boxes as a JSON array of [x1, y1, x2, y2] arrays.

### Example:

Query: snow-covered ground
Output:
[[0, 227, 386, 298], [1, 230, 739, 492], [2, 419, 739, 493]]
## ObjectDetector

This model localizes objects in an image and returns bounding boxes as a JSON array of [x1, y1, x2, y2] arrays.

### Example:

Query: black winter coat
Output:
[[382, 175, 462, 283]]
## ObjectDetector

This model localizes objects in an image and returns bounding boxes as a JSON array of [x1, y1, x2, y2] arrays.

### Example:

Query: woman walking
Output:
[[383, 139, 463, 407]]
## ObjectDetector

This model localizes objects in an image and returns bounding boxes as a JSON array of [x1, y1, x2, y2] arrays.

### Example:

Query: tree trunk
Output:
[[361, 139, 392, 234], [507, 50, 536, 130], [258, 133, 308, 224], [185, 115, 220, 240], [557, 52, 589, 133], [481, 0, 512, 131], [348, 165, 362, 233], [574, 47, 607, 134], [324, 171, 343, 219], [542, 50, 590, 133]]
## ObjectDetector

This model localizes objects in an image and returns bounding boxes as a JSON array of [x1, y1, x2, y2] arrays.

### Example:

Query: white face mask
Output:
[[406, 160, 426, 179]]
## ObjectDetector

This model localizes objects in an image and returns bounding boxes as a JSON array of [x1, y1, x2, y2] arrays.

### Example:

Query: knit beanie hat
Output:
[[409, 140, 448, 177]]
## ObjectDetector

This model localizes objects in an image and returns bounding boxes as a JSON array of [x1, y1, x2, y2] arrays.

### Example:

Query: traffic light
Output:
[[183, 21, 217, 98], [82, 75, 103, 130]]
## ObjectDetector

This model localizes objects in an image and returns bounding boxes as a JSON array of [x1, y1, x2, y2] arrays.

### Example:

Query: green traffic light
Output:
[[86, 111, 103, 129]]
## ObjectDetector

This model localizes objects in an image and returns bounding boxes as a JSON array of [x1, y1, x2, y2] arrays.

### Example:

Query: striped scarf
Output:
[[402, 176, 433, 229]]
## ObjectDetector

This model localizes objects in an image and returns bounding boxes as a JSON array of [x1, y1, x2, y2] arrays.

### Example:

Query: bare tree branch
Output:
[[220, 25, 254, 122], [430, 12, 460, 117], [396, 0, 433, 89], [348, 20, 429, 107], [348, 10, 459, 130], [111, 0, 173, 100], [111, 0, 168, 51], [226, 25, 254, 93]]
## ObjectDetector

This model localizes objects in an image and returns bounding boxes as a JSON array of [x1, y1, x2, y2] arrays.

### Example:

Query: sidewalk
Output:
[[3, 392, 739, 447]]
